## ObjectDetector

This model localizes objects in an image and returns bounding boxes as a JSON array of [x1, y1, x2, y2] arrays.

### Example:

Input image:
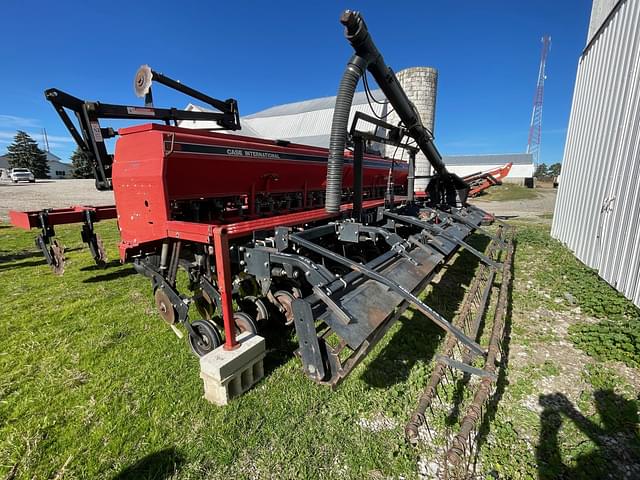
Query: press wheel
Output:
[[233, 312, 258, 335], [188, 320, 222, 357], [273, 290, 295, 326]]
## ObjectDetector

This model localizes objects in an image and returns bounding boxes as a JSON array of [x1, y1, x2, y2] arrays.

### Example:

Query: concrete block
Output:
[[199, 332, 266, 406]]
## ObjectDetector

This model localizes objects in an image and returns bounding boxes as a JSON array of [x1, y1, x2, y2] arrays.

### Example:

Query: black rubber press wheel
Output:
[[233, 312, 258, 335], [188, 320, 222, 357]]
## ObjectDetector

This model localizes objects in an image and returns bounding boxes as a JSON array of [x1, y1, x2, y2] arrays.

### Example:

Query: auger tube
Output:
[[325, 10, 469, 212]]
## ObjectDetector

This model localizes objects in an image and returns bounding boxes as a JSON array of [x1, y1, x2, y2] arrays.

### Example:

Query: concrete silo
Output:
[[385, 66, 438, 193]]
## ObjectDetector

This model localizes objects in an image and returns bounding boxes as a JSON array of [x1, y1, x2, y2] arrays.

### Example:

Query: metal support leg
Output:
[[407, 151, 415, 202], [35, 210, 55, 266], [80, 209, 107, 265], [35, 210, 65, 274], [214, 227, 238, 350], [353, 136, 364, 222]]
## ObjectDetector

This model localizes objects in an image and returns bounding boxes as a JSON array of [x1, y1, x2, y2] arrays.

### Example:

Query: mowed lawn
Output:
[[0, 218, 638, 479], [476, 183, 540, 202]]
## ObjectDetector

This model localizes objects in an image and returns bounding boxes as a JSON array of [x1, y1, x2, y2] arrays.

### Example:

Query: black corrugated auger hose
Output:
[[325, 55, 367, 214]]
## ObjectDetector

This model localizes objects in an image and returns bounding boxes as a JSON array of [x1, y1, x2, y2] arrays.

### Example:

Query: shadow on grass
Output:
[[0, 246, 83, 263], [0, 250, 46, 263], [80, 259, 122, 271], [0, 258, 47, 271], [111, 447, 184, 480], [361, 234, 491, 388], [82, 267, 136, 283], [260, 319, 299, 377], [536, 391, 640, 479]]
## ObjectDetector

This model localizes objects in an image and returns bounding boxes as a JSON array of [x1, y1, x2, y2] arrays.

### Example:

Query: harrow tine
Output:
[[408, 226, 514, 474], [444, 239, 513, 467]]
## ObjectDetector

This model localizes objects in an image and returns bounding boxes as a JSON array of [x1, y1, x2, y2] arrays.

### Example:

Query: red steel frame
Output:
[[213, 227, 239, 350], [9, 205, 117, 230], [7, 124, 401, 349], [175, 198, 389, 348], [467, 163, 512, 197]]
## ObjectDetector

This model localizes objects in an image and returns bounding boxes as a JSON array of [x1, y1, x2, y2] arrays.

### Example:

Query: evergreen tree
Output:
[[548, 163, 562, 177], [70, 147, 94, 178], [534, 163, 549, 178], [6, 130, 49, 178]]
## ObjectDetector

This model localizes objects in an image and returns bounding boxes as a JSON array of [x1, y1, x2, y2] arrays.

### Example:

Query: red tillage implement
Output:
[[9, 10, 513, 467]]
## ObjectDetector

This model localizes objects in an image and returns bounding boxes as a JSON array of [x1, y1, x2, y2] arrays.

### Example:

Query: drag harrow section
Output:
[[405, 211, 514, 473]]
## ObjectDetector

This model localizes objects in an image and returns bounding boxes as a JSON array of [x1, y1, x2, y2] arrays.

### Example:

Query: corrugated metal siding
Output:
[[243, 102, 386, 141], [443, 153, 533, 166], [246, 89, 385, 118], [551, 0, 640, 307], [448, 164, 534, 179]]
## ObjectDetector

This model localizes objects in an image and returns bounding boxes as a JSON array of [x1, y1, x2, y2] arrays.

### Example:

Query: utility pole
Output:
[[42, 128, 51, 153]]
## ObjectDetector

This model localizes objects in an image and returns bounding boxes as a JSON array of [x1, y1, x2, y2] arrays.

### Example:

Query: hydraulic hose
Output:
[[326, 55, 366, 214]]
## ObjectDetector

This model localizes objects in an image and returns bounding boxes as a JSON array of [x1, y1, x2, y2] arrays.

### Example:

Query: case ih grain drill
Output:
[[10, 10, 513, 465]]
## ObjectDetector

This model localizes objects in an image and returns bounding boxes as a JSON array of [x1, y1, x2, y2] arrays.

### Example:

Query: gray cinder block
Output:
[[199, 332, 266, 405]]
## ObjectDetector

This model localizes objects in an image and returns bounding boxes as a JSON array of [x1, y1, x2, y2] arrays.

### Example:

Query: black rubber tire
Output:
[[188, 320, 222, 357], [233, 312, 258, 335]]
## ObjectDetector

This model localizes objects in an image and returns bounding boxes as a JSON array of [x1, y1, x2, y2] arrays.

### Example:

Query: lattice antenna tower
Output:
[[527, 35, 551, 165]]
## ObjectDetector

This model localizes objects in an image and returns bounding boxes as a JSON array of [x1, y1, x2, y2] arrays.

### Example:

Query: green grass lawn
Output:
[[0, 219, 638, 479], [476, 183, 540, 202]]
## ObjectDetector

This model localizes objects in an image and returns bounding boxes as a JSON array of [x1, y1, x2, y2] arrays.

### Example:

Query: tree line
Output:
[[3, 131, 93, 179], [534, 162, 561, 179]]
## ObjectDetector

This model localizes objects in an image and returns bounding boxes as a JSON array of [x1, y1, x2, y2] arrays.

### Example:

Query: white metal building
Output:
[[442, 153, 534, 180], [182, 89, 388, 152], [552, 0, 640, 307], [46, 152, 73, 179], [182, 90, 533, 183]]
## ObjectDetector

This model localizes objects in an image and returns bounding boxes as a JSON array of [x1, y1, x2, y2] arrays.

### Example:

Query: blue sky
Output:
[[0, 1, 591, 164]]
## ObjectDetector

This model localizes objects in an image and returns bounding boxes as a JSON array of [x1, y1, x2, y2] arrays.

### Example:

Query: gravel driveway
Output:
[[0, 179, 114, 222], [472, 188, 557, 218]]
